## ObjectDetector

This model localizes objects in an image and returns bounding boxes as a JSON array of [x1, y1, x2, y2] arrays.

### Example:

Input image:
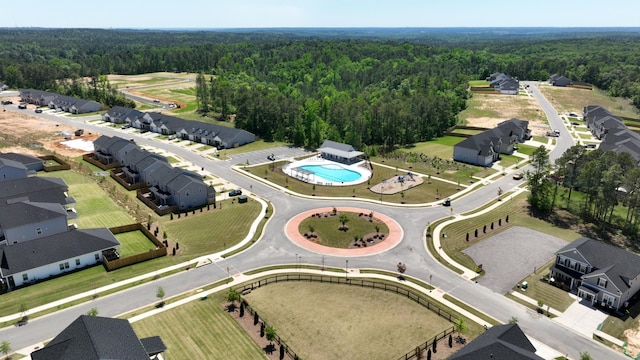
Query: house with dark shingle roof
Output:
[[104, 106, 255, 149], [93, 135, 214, 211], [30, 315, 166, 360], [317, 140, 364, 164], [549, 74, 572, 87], [0, 201, 69, 245], [20, 89, 101, 114], [0, 152, 44, 172], [549, 237, 640, 311], [450, 324, 543, 360], [453, 119, 529, 166], [583, 105, 640, 164], [0, 176, 75, 210], [487, 73, 519, 95]]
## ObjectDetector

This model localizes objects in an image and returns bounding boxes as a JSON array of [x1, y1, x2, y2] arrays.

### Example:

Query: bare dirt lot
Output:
[[0, 107, 97, 157]]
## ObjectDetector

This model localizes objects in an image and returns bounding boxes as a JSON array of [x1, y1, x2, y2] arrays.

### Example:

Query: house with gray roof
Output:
[[0, 158, 28, 182], [583, 105, 640, 164], [549, 74, 572, 87], [317, 140, 364, 164], [0, 201, 69, 245], [549, 237, 640, 311], [0, 152, 44, 172], [0, 176, 75, 211], [31, 315, 166, 360], [0, 227, 119, 289], [20, 89, 101, 114], [104, 106, 255, 148], [453, 119, 529, 166], [92, 135, 214, 211], [487, 73, 519, 95], [450, 324, 543, 360]]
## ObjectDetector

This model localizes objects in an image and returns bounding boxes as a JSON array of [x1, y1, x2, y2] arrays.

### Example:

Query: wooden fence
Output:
[[103, 223, 167, 271], [82, 153, 121, 170], [39, 154, 71, 171], [236, 274, 462, 360], [110, 169, 147, 191]]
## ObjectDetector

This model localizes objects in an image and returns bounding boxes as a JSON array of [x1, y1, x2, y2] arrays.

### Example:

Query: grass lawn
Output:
[[469, 80, 490, 87], [160, 199, 262, 256], [496, 154, 522, 168], [298, 211, 389, 248], [600, 296, 640, 343], [45, 170, 134, 228], [244, 282, 456, 360], [132, 291, 266, 360], [510, 260, 574, 311], [516, 144, 538, 156], [115, 230, 157, 258], [439, 193, 580, 272], [539, 86, 640, 119], [578, 133, 594, 140], [246, 162, 460, 204]]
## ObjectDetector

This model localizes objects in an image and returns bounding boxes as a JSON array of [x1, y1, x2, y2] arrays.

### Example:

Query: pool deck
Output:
[[283, 157, 371, 186], [285, 207, 403, 257]]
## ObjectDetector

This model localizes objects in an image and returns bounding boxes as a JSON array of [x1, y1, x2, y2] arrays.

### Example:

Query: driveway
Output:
[[463, 226, 567, 294], [555, 300, 608, 337]]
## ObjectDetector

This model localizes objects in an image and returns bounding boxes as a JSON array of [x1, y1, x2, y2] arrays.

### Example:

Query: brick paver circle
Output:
[[285, 207, 403, 256]]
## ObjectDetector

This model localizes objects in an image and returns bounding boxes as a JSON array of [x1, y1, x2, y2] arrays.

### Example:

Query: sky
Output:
[[3, 0, 639, 29]]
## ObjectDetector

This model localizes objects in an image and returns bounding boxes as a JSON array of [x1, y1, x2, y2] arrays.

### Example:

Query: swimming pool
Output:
[[299, 164, 362, 183]]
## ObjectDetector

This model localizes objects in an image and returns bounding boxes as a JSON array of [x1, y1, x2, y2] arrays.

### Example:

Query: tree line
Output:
[[1, 29, 640, 148], [528, 145, 640, 239]]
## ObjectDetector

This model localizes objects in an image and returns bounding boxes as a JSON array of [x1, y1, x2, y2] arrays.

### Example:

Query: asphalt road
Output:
[[0, 87, 624, 359]]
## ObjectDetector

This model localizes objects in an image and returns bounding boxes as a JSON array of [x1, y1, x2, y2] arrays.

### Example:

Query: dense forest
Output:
[[1, 28, 640, 149]]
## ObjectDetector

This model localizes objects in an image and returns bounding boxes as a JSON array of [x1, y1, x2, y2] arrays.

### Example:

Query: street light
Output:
[[345, 259, 349, 280]]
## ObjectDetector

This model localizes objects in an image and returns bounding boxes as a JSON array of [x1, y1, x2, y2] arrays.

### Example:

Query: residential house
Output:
[[453, 119, 529, 166], [487, 73, 519, 95], [0, 158, 28, 182], [0, 82, 8, 92], [450, 324, 543, 360], [103, 106, 255, 148], [583, 105, 640, 164], [0, 176, 75, 211], [31, 315, 166, 360], [317, 140, 364, 164], [549, 237, 640, 311], [93, 135, 215, 210], [19, 89, 101, 114], [0, 152, 44, 172], [549, 74, 572, 87], [0, 201, 69, 245]]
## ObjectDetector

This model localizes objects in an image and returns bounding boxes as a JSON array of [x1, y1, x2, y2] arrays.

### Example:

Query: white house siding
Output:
[[453, 147, 492, 167], [12, 252, 101, 287], [172, 182, 208, 210]]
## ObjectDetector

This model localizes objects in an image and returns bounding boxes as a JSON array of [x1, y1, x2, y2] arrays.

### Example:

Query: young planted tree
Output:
[[338, 213, 349, 230], [0, 340, 10, 359], [86, 307, 99, 316], [265, 326, 277, 345], [254, 311, 259, 325], [156, 286, 165, 307], [432, 336, 437, 353], [226, 288, 240, 312]]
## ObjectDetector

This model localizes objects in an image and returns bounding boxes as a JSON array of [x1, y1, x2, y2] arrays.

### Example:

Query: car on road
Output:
[[35, 108, 43, 113], [153, 99, 160, 103], [1, 100, 12, 105], [267, 154, 276, 161], [442, 198, 451, 207], [571, 122, 580, 126], [513, 172, 524, 180], [229, 189, 242, 196], [18, 103, 27, 109]]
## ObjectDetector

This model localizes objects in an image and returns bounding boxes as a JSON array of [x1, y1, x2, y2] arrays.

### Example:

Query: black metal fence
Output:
[[237, 274, 460, 360]]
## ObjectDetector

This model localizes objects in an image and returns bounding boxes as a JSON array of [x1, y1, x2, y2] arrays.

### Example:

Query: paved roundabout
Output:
[[285, 207, 403, 257]]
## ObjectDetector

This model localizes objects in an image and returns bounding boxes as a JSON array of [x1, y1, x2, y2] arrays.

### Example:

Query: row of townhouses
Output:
[[93, 135, 215, 211], [103, 106, 255, 149], [19, 89, 102, 114], [0, 153, 120, 289], [584, 105, 640, 164], [453, 118, 531, 167]]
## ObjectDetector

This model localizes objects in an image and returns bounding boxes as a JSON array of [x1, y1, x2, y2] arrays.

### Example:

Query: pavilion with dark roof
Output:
[[317, 140, 364, 164]]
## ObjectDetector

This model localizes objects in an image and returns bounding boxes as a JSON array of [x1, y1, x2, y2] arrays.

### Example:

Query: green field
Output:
[[539, 85, 640, 119], [45, 171, 135, 228], [132, 292, 266, 360], [115, 230, 157, 258], [244, 282, 455, 360], [468, 80, 490, 87], [511, 261, 574, 311], [298, 211, 389, 248]]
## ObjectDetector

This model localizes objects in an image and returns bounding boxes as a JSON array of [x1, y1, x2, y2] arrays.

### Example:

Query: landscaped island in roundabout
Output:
[[286, 207, 403, 256]]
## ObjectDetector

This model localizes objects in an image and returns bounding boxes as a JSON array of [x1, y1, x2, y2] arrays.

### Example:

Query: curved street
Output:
[[0, 84, 626, 359]]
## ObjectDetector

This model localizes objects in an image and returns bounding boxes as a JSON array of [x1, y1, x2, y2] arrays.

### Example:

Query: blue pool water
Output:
[[299, 164, 361, 183]]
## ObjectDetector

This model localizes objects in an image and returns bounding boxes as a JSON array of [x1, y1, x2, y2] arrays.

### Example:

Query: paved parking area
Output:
[[463, 226, 567, 294]]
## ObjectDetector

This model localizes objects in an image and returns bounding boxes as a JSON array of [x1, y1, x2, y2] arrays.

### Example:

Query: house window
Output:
[[22, 274, 28, 281], [59, 263, 65, 270], [597, 278, 608, 288], [36, 228, 42, 235], [602, 294, 616, 307], [75, 259, 80, 266], [95, 253, 100, 261], [64, 262, 69, 269]]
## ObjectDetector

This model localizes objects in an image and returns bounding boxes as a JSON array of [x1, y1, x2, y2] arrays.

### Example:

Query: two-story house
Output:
[[549, 237, 640, 311]]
